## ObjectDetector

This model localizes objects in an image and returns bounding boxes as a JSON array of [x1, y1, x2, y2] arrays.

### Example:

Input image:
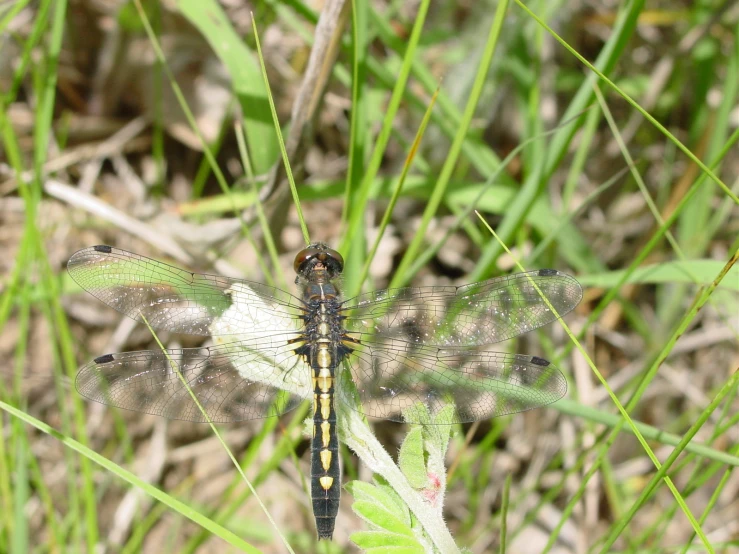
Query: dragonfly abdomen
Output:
[[305, 294, 344, 540], [311, 368, 340, 540]]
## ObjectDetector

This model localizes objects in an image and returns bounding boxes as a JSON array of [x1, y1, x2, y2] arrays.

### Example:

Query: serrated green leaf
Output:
[[427, 404, 455, 455], [402, 403, 432, 425], [352, 500, 415, 537], [374, 480, 408, 515], [365, 546, 424, 554], [431, 403, 456, 426], [409, 509, 422, 532], [347, 481, 410, 524], [345, 480, 375, 501], [398, 427, 428, 488], [350, 530, 423, 550]]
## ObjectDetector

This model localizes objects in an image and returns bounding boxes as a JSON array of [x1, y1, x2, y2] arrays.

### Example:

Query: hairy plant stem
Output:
[[338, 403, 461, 554]]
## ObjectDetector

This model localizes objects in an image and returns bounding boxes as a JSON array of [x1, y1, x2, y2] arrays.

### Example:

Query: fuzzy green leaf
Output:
[[402, 402, 432, 426], [365, 547, 426, 554], [427, 404, 455, 455], [374, 478, 408, 515], [398, 427, 428, 488], [352, 500, 415, 537], [365, 545, 426, 553], [350, 530, 424, 552], [347, 481, 410, 525]]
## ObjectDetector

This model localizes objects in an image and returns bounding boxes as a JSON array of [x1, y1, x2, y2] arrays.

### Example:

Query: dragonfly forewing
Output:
[[68, 246, 304, 336], [341, 270, 582, 348]]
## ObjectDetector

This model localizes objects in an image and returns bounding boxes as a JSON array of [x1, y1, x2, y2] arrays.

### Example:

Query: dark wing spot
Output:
[[530, 356, 550, 366], [498, 288, 513, 311], [537, 269, 558, 276], [93, 245, 113, 253], [93, 354, 115, 364], [400, 318, 424, 343]]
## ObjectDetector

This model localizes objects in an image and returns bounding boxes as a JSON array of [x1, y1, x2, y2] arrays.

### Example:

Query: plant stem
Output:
[[339, 406, 461, 554]]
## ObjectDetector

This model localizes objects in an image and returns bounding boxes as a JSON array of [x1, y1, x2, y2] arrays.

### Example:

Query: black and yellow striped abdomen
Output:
[[298, 283, 347, 540], [310, 352, 340, 540]]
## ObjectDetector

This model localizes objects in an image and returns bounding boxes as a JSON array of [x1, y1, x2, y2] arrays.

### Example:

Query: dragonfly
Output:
[[68, 243, 582, 540]]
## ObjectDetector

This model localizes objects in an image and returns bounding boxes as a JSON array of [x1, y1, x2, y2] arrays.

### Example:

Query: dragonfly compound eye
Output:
[[294, 247, 322, 273], [294, 244, 344, 276], [322, 248, 344, 273]]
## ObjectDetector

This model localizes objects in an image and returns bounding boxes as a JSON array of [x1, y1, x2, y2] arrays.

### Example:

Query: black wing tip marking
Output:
[[537, 270, 584, 314], [68, 245, 114, 275], [530, 355, 550, 367], [69, 244, 114, 263], [93, 353, 115, 364]]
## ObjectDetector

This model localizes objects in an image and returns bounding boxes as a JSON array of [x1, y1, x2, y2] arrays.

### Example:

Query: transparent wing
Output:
[[342, 270, 582, 348], [68, 246, 305, 336], [76, 339, 313, 422], [340, 343, 566, 424]]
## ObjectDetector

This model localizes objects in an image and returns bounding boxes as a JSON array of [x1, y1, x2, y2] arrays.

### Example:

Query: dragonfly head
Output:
[[294, 242, 344, 281]]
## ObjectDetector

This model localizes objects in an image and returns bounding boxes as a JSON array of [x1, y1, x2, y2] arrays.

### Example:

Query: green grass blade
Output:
[[389, 0, 510, 289], [559, 125, 739, 362], [499, 474, 511, 554], [577, 260, 739, 291], [0, 401, 263, 553], [553, 399, 739, 467], [132, 0, 238, 211], [480, 216, 716, 552], [342, 0, 369, 228], [176, 0, 279, 174], [141, 315, 296, 552], [340, 0, 432, 257], [514, 0, 737, 205], [250, 14, 310, 245], [352, 86, 439, 298], [471, 0, 646, 281], [234, 120, 287, 288], [595, 250, 739, 552]]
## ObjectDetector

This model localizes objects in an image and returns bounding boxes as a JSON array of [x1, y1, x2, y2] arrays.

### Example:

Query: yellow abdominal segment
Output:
[[320, 394, 331, 419], [320, 421, 331, 448], [320, 449, 332, 470], [317, 367, 332, 392]]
